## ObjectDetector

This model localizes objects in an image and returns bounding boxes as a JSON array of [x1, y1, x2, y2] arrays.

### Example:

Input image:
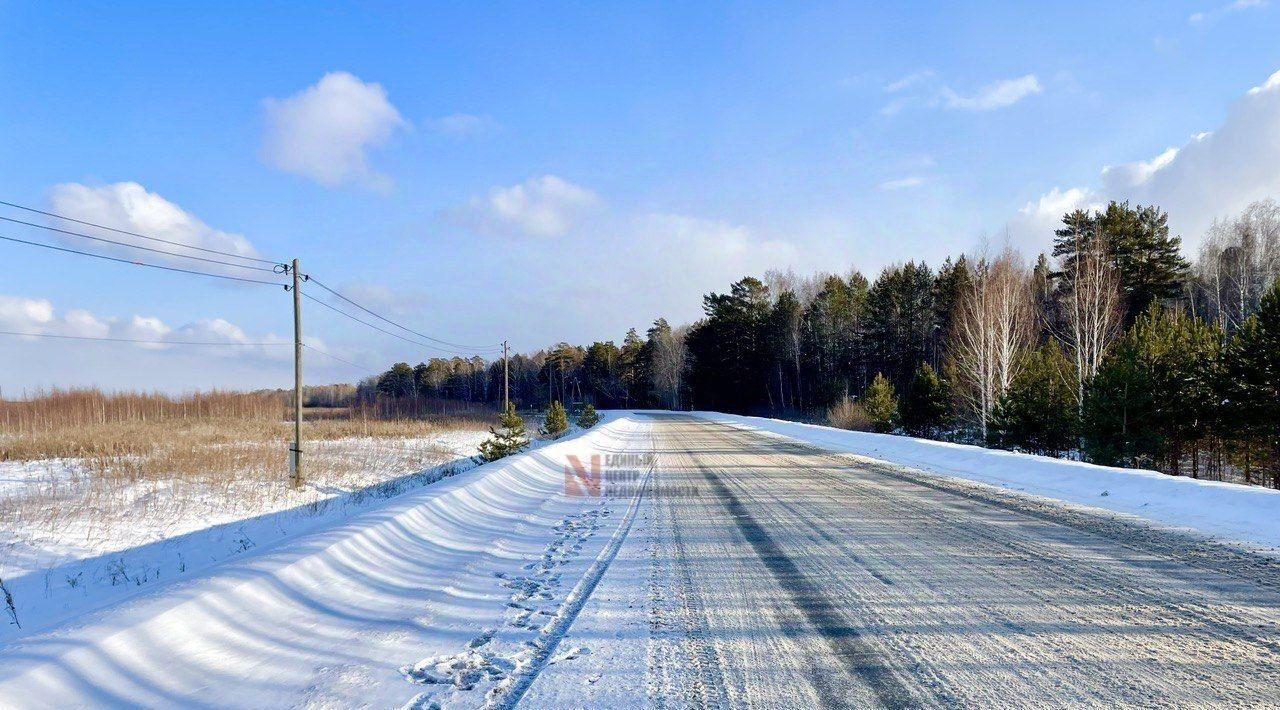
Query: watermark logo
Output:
[[564, 454, 603, 497], [564, 452, 654, 497], [563, 452, 698, 497]]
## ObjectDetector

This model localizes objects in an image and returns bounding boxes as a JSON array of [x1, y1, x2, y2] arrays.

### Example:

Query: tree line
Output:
[[368, 199, 1280, 487]]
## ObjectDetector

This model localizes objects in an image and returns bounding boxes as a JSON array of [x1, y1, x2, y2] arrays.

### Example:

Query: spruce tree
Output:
[[861, 373, 899, 433], [478, 403, 530, 462], [990, 342, 1077, 456], [576, 403, 600, 428], [900, 362, 949, 438], [542, 400, 569, 437]]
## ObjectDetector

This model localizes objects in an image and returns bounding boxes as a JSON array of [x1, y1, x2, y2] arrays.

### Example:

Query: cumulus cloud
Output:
[[262, 71, 407, 188], [0, 294, 293, 357], [1009, 69, 1280, 253], [879, 176, 927, 190], [882, 73, 1041, 115], [448, 175, 600, 237], [48, 182, 263, 271], [0, 295, 53, 331]]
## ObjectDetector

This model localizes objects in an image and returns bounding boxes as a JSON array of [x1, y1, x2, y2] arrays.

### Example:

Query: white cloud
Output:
[[881, 73, 1042, 115], [551, 213, 798, 330], [1190, 0, 1267, 23], [114, 315, 172, 349], [426, 113, 499, 137], [884, 69, 936, 93], [942, 75, 1042, 111], [643, 214, 794, 263], [1009, 69, 1280, 252], [49, 182, 263, 270], [0, 294, 295, 357], [0, 295, 54, 333], [448, 175, 600, 237], [1100, 146, 1181, 187], [1008, 187, 1105, 253], [262, 71, 408, 188], [61, 310, 110, 338], [879, 176, 927, 190]]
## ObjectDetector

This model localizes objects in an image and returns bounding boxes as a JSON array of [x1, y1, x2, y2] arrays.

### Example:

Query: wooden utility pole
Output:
[[291, 258, 303, 487], [502, 340, 510, 412]]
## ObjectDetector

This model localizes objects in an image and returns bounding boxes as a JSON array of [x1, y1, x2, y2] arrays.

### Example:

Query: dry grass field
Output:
[[0, 388, 497, 573]]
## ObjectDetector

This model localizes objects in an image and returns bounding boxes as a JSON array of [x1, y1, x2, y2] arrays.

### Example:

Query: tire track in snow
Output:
[[688, 455, 922, 708], [670, 416, 1280, 707]]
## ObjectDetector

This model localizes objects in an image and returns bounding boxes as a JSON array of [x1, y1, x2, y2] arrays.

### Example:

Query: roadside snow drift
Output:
[[698, 413, 1280, 552], [0, 414, 650, 709]]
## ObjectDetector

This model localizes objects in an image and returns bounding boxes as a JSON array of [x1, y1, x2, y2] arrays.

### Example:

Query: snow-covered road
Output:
[[2, 412, 1279, 707], [637, 414, 1280, 707]]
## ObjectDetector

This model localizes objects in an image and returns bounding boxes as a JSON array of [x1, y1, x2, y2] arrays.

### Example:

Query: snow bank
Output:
[[0, 413, 643, 708], [695, 412, 1280, 553]]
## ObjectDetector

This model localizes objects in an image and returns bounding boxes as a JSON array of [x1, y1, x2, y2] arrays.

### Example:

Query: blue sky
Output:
[[2, 1, 1279, 392]]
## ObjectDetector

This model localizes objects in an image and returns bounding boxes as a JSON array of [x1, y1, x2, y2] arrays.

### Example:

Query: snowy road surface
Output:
[[638, 414, 1280, 707], [2, 413, 1279, 707]]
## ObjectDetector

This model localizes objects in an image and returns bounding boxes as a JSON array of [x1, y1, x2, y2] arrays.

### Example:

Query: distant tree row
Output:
[[368, 199, 1280, 488]]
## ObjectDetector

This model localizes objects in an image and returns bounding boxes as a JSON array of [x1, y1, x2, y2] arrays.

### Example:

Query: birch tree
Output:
[[648, 320, 689, 409], [1196, 199, 1280, 331], [1056, 228, 1123, 413], [951, 248, 1036, 440]]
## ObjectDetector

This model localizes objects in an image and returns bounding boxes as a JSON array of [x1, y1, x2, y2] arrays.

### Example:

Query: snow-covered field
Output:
[[0, 429, 496, 641], [697, 412, 1280, 553]]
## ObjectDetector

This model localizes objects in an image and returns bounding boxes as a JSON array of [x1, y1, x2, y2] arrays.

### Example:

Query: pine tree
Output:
[[900, 362, 949, 437], [1223, 279, 1280, 487], [861, 373, 899, 433], [376, 362, 416, 398], [1103, 202, 1190, 319], [867, 262, 935, 390], [576, 403, 600, 428], [1082, 319, 1159, 467], [1054, 202, 1190, 324], [989, 342, 1077, 456], [1082, 304, 1220, 472], [478, 403, 530, 462], [542, 400, 569, 437]]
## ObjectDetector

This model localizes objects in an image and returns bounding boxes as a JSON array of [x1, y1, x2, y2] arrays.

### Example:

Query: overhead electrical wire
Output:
[[0, 329, 289, 347], [300, 290, 501, 357], [301, 343, 381, 374], [0, 215, 282, 272], [0, 233, 288, 286], [0, 197, 505, 362], [304, 275, 501, 351], [0, 198, 282, 265]]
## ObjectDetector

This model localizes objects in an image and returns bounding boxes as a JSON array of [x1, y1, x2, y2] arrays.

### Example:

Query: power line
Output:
[[0, 198, 281, 265], [302, 343, 380, 374], [305, 275, 500, 351], [0, 233, 288, 286], [0, 215, 283, 272], [0, 329, 289, 347], [301, 290, 501, 357]]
